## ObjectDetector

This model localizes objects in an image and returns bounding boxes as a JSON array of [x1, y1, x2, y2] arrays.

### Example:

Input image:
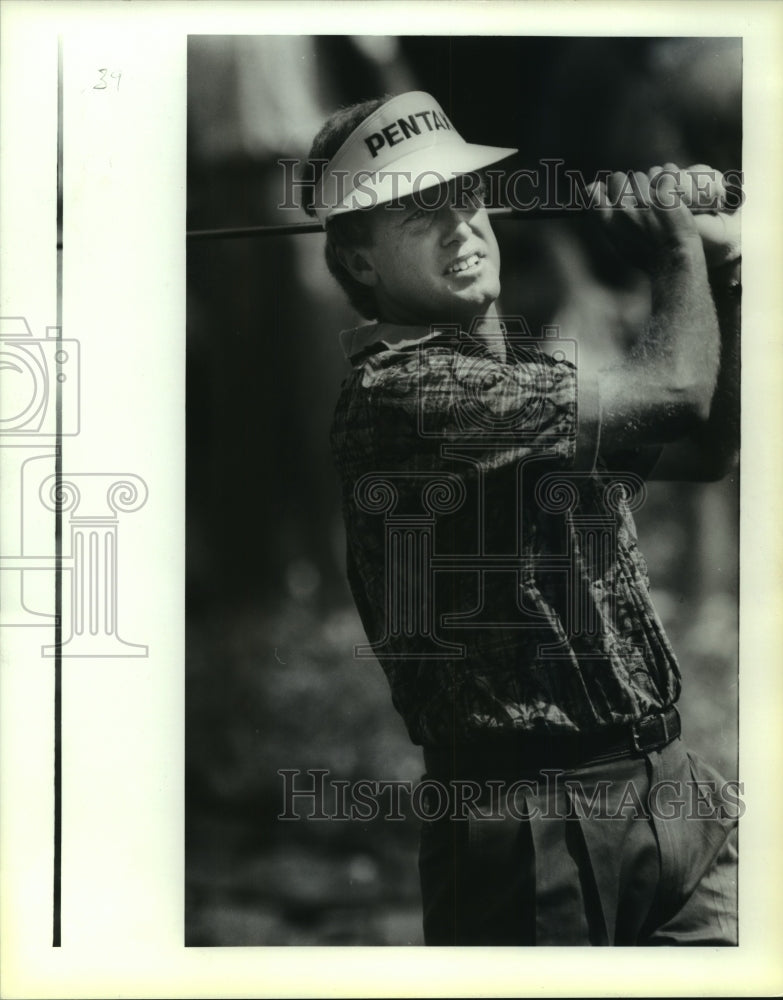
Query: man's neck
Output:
[[468, 304, 507, 363], [374, 303, 508, 363]]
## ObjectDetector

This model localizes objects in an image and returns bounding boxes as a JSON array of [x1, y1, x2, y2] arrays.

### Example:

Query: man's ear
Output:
[[336, 246, 379, 287]]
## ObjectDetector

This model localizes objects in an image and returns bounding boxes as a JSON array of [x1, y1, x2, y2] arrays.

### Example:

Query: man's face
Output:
[[353, 179, 501, 328]]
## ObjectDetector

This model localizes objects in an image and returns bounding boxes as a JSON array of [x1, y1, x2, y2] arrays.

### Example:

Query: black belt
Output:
[[423, 706, 681, 780]]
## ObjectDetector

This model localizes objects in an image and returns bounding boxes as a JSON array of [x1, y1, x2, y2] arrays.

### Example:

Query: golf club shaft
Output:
[[184, 206, 573, 242]]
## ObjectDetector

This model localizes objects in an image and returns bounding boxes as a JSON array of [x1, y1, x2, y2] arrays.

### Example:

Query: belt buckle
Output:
[[632, 711, 670, 753]]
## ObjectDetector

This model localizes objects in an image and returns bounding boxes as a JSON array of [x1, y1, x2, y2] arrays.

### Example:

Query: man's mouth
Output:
[[444, 252, 484, 276]]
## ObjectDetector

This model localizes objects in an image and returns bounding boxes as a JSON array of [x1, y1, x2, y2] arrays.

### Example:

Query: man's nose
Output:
[[439, 203, 476, 245]]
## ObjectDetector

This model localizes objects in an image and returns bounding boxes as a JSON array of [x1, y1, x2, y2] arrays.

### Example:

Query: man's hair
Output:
[[303, 97, 391, 319]]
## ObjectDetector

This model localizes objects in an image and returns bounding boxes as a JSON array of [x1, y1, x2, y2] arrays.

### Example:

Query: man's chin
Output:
[[449, 286, 499, 317]]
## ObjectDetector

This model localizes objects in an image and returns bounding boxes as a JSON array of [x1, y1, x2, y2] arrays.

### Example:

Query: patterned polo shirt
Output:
[[330, 320, 681, 747]]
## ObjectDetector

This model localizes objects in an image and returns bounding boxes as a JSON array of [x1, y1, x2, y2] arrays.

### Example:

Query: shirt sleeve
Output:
[[351, 343, 602, 476]]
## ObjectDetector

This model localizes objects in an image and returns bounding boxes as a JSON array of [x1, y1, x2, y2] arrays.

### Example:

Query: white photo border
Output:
[[1, 1, 782, 997]]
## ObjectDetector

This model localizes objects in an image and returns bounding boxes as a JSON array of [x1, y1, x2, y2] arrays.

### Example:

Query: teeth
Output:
[[447, 253, 481, 274]]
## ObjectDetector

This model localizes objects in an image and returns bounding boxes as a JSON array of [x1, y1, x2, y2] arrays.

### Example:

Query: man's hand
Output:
[[653, 163, 741, 269], [589, 163, 740, 271], [588, 166, 700, 272]]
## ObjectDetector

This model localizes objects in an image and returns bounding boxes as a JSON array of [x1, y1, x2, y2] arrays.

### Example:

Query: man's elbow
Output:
[[649, 438, 739, 481], [708, 448, 739, 482], [658, 386, 713, 436], [679, 378, 718, 426], [659, 364, 718, 427], [691, 445, 739, 482]]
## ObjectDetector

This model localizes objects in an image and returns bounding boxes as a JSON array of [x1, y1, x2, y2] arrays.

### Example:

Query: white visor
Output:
[[312, 91, 517, 226]]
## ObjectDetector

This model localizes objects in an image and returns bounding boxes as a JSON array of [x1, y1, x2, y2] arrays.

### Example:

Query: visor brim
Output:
[[322, 141, 518, 219]]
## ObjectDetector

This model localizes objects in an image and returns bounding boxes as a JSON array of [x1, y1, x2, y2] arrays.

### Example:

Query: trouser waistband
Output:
[[423, 706, 681, 780]]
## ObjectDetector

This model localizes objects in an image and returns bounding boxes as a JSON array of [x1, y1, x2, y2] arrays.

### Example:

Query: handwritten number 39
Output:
[[94, 69, 122, 91]]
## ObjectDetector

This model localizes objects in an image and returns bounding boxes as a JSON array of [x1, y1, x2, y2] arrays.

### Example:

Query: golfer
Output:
[[305, 91, 740, 945]]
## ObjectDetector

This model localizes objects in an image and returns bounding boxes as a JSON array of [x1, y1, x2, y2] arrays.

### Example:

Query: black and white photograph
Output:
[[2, 1, 783, 996], [186, 33, 743, 947]]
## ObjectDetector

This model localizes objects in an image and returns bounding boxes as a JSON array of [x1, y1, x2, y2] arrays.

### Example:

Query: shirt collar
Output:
[[339, 323, 452, 361]]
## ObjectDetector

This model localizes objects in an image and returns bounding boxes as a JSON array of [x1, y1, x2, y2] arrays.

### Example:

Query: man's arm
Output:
[[647, 254, 740, 481], [589, 169, 726, 459]]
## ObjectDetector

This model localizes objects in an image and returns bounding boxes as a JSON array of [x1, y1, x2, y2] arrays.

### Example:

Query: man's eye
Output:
[[405, 207, 427, 223], [467, 181, 488, 207]]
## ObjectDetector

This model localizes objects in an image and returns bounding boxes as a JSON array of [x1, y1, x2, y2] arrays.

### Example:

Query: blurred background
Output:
[[186, 35, 741, 946]]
